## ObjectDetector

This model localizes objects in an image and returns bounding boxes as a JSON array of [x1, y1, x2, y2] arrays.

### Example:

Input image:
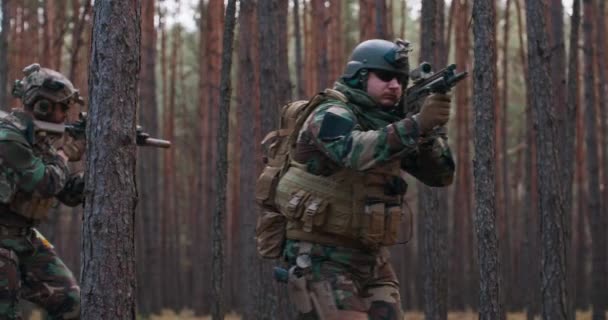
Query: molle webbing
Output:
[[277, 159, 405, 249]]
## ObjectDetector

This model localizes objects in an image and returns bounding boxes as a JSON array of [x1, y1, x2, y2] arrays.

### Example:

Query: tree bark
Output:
[[450, 0, 474, 310], [211, 1, 237, 319], [293, 0, 305, 100], [81, 0, 140, 318], [525, 1, 570, 318], [136, 0, 162, 314], [0, 0, 9, 110], [472, 1, 502, 319], [69, 0, 93, 95], [255, 0, 281, 318], [237, 0, 261, 317], [566, 0, 581, 318], [583, 1, 608, 319], [419, 1, 448, 318]]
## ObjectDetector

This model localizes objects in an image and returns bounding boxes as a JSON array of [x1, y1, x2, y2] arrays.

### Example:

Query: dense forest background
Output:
[[0, 0, 607, 319]]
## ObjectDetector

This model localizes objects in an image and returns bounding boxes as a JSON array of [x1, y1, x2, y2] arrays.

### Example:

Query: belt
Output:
[[286, 229, 369, 251]]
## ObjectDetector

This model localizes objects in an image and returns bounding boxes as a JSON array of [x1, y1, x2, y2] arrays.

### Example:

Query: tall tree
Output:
[[583, 1, 608, 319], [594, 7, 608, 318], [237, 0, 260, 317], [164, 6, 182, 310], [360, 0, 375, 40], [450, 0, 474, 310], [567, 1, 581, 317], [255, 0, 282, 318], [0, 0, 9, 109], [472, 0, 502, 319], [419, 0, 448, 318], [311, 0, 328, 90], [497, 0, 513, 309], [136, 0, 162, 314], [525, 1, 570, 318], [212, 0, 237, 318], [558, 0, 584, 319], [293, 0, 305, 99], [81, 0, 140, 318], [69, 0, 93, 100]]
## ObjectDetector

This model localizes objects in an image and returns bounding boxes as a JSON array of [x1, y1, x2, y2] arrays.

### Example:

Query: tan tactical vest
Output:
[[275, 146, 405, 251]]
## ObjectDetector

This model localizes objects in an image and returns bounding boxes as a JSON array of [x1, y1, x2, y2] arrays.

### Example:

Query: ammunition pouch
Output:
[[8, 191, 54, 221], [255, 209, 286, 259], [276, 161, 405, 250]]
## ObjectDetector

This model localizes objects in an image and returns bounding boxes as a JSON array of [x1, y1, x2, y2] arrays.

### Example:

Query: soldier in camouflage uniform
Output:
[[274, 39, 454, 319], [0, 64, 85, 319]]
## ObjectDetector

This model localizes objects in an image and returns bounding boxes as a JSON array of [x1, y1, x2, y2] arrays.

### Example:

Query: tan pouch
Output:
[[302, 196, 328, 233], [286, 190, 310, 220], [383, 205, 402, 245], [10, 193, 54, 221], [255, 210, 287, 259], [287, 272, 314, 313], [360, 202, 385, 247], [255, 165, 282, 207]]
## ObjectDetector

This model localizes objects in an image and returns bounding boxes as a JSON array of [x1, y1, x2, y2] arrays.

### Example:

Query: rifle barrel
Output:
[[141, 138, 171, 148]]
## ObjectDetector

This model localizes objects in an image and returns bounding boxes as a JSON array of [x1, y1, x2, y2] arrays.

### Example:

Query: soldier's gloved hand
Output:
[[415, 93, 452, 134], [59, 136, 86, 162]]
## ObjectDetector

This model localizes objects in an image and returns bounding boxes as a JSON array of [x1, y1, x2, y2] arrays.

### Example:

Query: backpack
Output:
[[254, 89, 348, 259]]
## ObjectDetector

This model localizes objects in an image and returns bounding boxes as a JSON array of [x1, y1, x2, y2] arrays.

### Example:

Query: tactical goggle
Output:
[[372, 69, 408, 85]]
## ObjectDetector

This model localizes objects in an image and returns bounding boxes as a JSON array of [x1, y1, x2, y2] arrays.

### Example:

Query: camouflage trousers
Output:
[[283, 240, 403, 320], [0, 227, 80, 320]]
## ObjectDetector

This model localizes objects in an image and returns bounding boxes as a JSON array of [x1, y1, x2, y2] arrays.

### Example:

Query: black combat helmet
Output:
[[342, 39, 412, 84]]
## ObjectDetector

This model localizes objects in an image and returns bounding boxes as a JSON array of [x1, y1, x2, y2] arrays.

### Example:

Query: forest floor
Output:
[[28, 309, 606, 319]]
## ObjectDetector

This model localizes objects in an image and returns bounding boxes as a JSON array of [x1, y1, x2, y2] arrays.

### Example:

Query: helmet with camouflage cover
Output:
[[12, 63, 84, 107], [342, 39, 412, 87]]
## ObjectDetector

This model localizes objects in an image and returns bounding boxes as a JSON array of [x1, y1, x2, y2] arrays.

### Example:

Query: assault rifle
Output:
[[0, 110, 171, 148], [64, 112, 171, 148], [402, 62, 468, 117]]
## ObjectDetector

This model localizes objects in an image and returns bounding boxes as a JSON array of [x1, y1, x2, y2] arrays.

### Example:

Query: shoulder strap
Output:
[[287, 89, 349, 148]]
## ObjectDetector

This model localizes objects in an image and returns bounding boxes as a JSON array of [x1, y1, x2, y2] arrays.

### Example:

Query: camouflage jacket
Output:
[[292, 82, 455, 187], [0, 109, 83, 226]]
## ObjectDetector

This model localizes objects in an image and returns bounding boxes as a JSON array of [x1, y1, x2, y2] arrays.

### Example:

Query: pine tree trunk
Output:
[[565, 0, 581, 318], [0, 0, 9, 110], [450, 0, 473, 310], [69, 0, 92, 100], [136, 0, 162, 314], [293, 0, 305, 100], [237, 0, 260, 316], [472, 1, 502, 319], [212, 1, 237, 318], [255, 0, 281, 318], [312, 0, 328, 91], [359, 0, 374, 41], [583, 1, 608, 319], [525, 1, 570, 318], [419, 1, 448, 318], [81, 0, 140, 318]]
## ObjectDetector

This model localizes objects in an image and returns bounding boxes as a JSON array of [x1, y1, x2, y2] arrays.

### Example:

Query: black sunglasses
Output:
[[372, 70, 407, 85]]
